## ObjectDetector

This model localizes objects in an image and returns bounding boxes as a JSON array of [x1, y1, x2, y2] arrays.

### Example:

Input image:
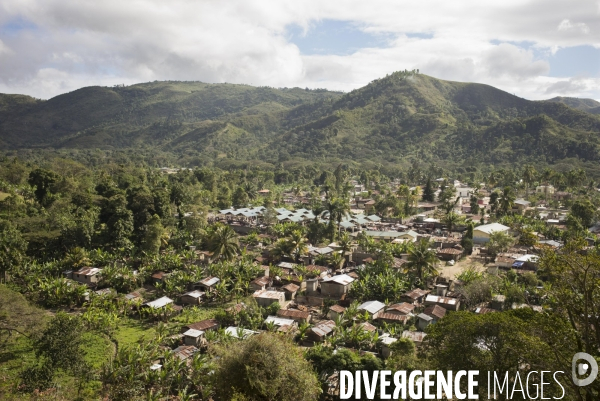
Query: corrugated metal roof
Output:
[[322, 274, 355, 285], [74, 267, 102, 276], [265, 315, 295, 327], [277, 309, 310, 320], [310, 320, 336, 337], [253, 290, 285, 300], [474, 223, 510, 234], [425, 294, 458, 305], [187, 319, 219, 331], [144, 296, 174, 309], [172, 345, 198, 360], [329, 305, 346, 313], [358, 300, 386, 314], [199, 276, 220, 287], [182, 290, 205, 298], [402, 330, 427, 343], [225, 326, 257, 339], [183, 329, 204, 338], [424, 305, 446, 319], [377, 313, 410, 322], [386, 302, 415, 314]]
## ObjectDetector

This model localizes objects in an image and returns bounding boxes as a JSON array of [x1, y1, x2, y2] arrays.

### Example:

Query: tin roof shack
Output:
[[277, 309, 311, 324], [151, 271, 168, 284], [416, 313, 434, 331], [357, 300, 386, 319], [144, 296, 174, 310], [264, 315, 296, 332], [327, 304, 347, 320], [491, 295, 506, 311], [194, 276, 220, 293], [225, 326, 258, 339], [182, 329, 204, 347], [399, 288, 430, 305], [180, 290, 205, 305], [125, 290, 143, 302], [377, 312, 410, 325], [73, 267, 102, 286], [182, 319, 219, 334], [281, 283, 300, 300], [250, 276, 270, 292], [511, 254, 539, 272], [171, 345, 198, 362], [424, 294, 460, 311], [436, 247, 463, 261], [252, 289, 285, 308], [308, 320, 336, 343], [380, 337, 398, 359], [402, 330, 427, 346], [321, 274, 355, 297]]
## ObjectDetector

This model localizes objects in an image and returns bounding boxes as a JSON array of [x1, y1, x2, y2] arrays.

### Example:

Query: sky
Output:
[[0, 0, 599, 101]]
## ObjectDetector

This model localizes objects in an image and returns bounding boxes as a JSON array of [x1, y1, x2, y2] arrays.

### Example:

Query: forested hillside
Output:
[[1, 73, 600, 173]]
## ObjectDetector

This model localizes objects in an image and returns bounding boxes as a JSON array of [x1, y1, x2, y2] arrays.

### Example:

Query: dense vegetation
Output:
[[2, 72, 600, 175]]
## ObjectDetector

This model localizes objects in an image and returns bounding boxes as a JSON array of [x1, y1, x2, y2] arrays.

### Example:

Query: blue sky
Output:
[[0, 0, 598, 100]]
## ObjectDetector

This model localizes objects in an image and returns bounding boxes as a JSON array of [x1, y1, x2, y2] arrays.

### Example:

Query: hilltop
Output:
[[1, 73, 599, 171]]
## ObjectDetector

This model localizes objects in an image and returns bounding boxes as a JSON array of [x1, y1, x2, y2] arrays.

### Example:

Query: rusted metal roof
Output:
[[377, 313, 410, 323], [402, 330, 427, 343], [329, 305, 346, 313], [252, 276, 270, 287], [359, 322, 377, 332], [386, 302, 415, 314], [74, 267, 102, 276], [172, 345, 198, 360], [402, 288, 428, 300], [437, 248, 462, 255], [425, 294, 458, 306], [281, 283, 300, 292], [277, 309, 310, 320], [310, 320, 336, 338], [187, 319, 219, 331], [252, 289, 285, 299], [424, 305, 446, 319]]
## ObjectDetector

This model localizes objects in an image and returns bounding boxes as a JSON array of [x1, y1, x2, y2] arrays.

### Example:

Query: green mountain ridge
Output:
[[1, 73, 599, 171]]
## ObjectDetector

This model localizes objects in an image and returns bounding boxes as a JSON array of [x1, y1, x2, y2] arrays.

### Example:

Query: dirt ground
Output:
[[437, 253, 487, 280]]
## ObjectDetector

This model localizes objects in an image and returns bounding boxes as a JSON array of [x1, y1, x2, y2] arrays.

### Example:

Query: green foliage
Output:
[[211, 332, 321, 401]]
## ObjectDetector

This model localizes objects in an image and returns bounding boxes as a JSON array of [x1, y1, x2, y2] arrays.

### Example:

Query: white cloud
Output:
[[0, 0, 598, 100]]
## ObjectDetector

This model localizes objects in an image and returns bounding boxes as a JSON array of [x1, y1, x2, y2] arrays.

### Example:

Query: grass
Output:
[[114, 317, 156, 346]]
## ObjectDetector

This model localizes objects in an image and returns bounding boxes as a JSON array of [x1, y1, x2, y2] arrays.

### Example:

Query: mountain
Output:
[[1, 73, 600, 171], [545, 96, 600, 115]]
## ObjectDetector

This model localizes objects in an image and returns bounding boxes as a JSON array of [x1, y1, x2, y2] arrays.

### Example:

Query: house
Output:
[[416, 313, 434, 331], [182, 319, 219, 333], [399, 288, 429, 305], [327, 304, 346, 320], [424, 305, 446, 321], [472, 223, 510, 244], [72, 267, 102, 286], [281, 283, 300, 300], [491, 295, 506, 311], [172, 345, 198, 361], [358, 322, 377, 332], [513, 199, 531, 211], [380, 337, 398, 358], [536, 185, 555, 196], [180, 290, 205, 305], [307, 320, 336, 342], [385, 302, 415, 316], [194, 276, 220, 292], [277, 309, 311, 324], [320, 274, 355, 297], [377, 312, 410, 325], [225, 326, 258, 339], [512, 254, 539, 271], [402, 330, 427, 346], [424, 294, 460, 311], [436, 247, 463, 261], [151, 271, 168, 284], [125, 290, 143, 302], [182, 329, 204, 347], [252, 289, 285, 307], [474, 307, 496, 314], [305, 265, 330, 278], [144, 296, 174, 310], [357, 300, 386, 319], [250, 276, 270, 292], [264, 316, 296, 331]]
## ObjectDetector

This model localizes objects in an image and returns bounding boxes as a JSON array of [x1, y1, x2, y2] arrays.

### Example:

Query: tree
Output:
[[326, 197, 350, 241], [404, 239, 438, 285], [498, 186, 516, 216], [442, 211, 462, 234], [206, 224, 240, 261], [28, 168, 59, 206], [101, 194, 134, 250], [140, 214, 165, 255], [211, 332, 321, 401], [570, 199, 596, 227], [0, 221, 27, 283], [422, 177, 435, 202], [469, 194, 480, 215], [486, 230, 515, 257], [232, 186, 249, 208]]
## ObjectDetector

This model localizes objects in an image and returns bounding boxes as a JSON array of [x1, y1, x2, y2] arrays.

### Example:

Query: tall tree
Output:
[[422, 177, 435, 202], [404, 239, 438, 285], [206, 224, 240, 261], [0, 221, 27, 283]]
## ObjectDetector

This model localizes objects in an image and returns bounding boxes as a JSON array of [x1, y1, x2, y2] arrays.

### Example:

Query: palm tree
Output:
[[329, 252, 345, 271], [326, 197, 350, 241], [522, 165, 536, 195], [442, 211, 462, 234], [404, 239, 439, 285], [288, 230, 308, 263], [206, 224, 240, 261], [498, 187, 516, 216]]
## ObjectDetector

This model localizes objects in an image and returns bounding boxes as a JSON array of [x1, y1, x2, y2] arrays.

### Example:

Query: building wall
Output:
[[321, 282, 350, 297]]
